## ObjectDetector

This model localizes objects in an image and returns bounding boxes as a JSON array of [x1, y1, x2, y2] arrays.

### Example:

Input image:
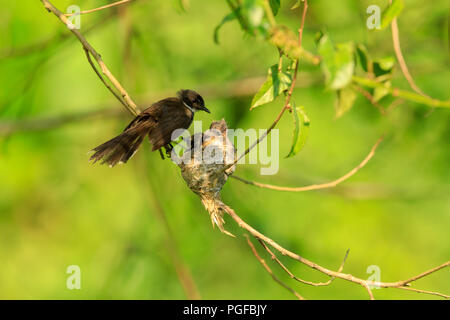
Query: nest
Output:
[[176, 119, 236, 235]]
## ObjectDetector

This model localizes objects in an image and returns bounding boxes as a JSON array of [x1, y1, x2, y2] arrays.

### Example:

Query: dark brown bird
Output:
[[90, 89, 209, 167]]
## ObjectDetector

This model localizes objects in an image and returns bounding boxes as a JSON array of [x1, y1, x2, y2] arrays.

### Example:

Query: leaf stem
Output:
[[263, 0, 277, 27], [352, 76, 450, 108]]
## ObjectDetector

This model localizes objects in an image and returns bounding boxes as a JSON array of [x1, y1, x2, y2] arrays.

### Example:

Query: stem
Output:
[[40, 0, 140, 116], [262, 0, 277, 27], [352, 76, 450, 108]]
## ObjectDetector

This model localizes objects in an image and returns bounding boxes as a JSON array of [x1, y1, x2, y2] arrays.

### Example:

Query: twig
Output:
[[389, 0, 431, 99], [352, 76, 450, 108], [40, 0, 140, 116], [245, 235, 304, 300], [65, 0, 135, 16], [225, 0, 309, 171], [259, 239, 349, 287], [353, 84, 386, 115], [220, 202, 450, 299], [84, 48, 127, 107], [230, 136, 383, 192], [395, 286, 450, 299]]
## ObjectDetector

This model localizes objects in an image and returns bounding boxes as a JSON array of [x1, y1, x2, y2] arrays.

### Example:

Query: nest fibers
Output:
[[174, 119, 236, 235]]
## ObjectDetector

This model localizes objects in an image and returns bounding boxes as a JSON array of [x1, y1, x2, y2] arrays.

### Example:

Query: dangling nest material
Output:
[[176, 119, 236, 236]]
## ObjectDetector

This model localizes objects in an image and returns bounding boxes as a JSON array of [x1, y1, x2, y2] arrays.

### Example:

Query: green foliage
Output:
[[0, 0, 449, 300], [291, 0, 303, 10], [334, 85, 357, 118], [214, 9, 239, 44], [269, 0, 281, 16], [176, 0, 190, 12], [380, 0, 404, 30], [356, 44, 395, 103], [316, 31, 355, 90], [286, 103, 310, 158], [250, 63, 292, 109], [215, 0, 271, 44]]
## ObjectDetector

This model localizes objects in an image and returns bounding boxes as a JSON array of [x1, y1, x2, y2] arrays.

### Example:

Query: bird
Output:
[[89, 89, 209, 167]]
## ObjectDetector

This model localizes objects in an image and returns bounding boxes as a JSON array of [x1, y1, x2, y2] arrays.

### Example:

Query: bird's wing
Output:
[[148, 99, 193, 151], [123, 103, 163, 132]]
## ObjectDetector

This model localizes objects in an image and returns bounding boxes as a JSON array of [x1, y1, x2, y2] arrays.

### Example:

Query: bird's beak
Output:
[[201, 106, 210, 113]]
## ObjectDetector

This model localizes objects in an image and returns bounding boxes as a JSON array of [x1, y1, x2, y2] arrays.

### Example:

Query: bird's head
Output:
[[178, 89, 210, 113]]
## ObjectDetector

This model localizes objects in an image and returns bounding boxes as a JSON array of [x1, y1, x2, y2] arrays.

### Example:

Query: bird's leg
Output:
[[164, 143, 174, 158], [158, 149, 165, 160]]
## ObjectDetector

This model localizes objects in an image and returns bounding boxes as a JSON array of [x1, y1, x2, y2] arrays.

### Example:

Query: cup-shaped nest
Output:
[[175, 119, 236, 234]]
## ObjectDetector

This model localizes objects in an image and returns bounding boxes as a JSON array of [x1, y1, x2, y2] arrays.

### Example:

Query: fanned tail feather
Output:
[[90, 129, 146, 167]]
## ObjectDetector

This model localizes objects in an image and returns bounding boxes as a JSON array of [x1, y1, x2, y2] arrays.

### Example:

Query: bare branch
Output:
[[225, 0, 309, 171], [65, 0, 135, 16], [353, 84, 386, 115], [245, 235, 304, 300], [389, 0, 430, 99], [259, 239, 349, 287], [395, 286, 450, 299], [220, 202, 450, 299], [231, 136, 383, 192], [40, 0, 140, 116]]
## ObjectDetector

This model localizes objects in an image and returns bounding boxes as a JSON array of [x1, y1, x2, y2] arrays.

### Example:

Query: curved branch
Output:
[[40, 0, 140, 116], [224, 0, 309, 171], [65, 0, 135, 16], [352, 76, 450, 109], [246, 235, 304, 300], [259, 239, 349, 287], [389, 0, 431, 99], [231, 136, 383, 192], [220, 202, 450, 299]]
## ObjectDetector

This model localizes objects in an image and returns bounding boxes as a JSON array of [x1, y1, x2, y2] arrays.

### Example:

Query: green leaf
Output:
[[335, 86, 357, 118], [291, 0, 302, 10], [373, 56, 395, 77], [316, 32, 355, 90], [286, 104, 310, 158], [269, 0, 281, 15], [380, 0, 404, 30], [356, 44, 371, 72], [214, 10, 238, 44], [250, 64, 292, 109], [373, 81, 391, 102]]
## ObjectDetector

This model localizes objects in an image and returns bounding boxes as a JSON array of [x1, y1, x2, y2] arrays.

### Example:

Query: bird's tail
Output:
[[90, 127, 147, 167]]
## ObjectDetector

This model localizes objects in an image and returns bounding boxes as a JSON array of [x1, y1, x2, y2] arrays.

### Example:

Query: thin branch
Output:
[[259, 239, 349, 287], [40, 0, 140, 116], [395, 286, 450, 299], [231, 135, 383, 192], [389, 0, 431, 99], [352, 76, 450, 108], [363, 283, 375, 300], [220, 202, 450, 299], [225, 0, 309, 171], [65, 0, 135, 16], [353, 84, 386, 115], [245, 235, 304, 300], [84, 48, 127, 107]]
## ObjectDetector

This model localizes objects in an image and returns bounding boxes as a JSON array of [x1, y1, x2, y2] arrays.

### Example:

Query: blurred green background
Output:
[[0, 0, 449, 299]]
